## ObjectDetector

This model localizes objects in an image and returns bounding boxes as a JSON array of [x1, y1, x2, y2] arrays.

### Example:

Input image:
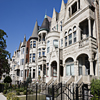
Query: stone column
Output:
[[77, 25, 81, 41], [89, 58, 94, 75], [88, 17, 91, 37], [64, 64, 66, 77]]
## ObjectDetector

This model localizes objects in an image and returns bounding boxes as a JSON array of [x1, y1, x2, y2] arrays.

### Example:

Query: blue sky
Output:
[[0, 0, 68, 57]]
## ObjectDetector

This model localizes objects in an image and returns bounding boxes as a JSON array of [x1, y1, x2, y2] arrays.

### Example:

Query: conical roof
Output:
[[23, 35, 26, 46], [30, 20, 38, 39], [18, 41, 21, 50], [38, 15, 49, 32]]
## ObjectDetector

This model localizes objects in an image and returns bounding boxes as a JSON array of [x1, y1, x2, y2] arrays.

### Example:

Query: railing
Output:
[[26, 82, 100, 100], [79, 37, 89, 48]]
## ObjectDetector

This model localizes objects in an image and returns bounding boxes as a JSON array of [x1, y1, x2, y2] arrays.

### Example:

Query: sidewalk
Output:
[[0, 93, 6, 100]]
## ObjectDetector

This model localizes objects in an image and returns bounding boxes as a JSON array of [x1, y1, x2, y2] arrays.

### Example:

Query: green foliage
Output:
[[7, 92, 15, 100], [0, 29, 11, 79], [4, 76, 12, 83], [16, 91, 20, 95], [90, 79, 100, 99], [4, 83, 9, 90], [12, 97, 20, 100], [23, 90, 26, 95], [19, 88, 24, 92], [3, 90, 7, 94]]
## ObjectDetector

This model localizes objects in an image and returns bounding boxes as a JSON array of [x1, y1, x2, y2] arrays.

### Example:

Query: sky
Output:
[[0, 0, 68, 57]]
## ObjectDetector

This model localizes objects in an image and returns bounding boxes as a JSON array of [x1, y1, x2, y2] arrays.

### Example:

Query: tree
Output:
[[4, 76, 12, 83], [0, 29, 10, 79], [90, 79, 100, 99]]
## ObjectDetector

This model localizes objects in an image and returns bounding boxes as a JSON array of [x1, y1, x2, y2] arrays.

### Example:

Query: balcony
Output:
[[79, 37, 89, 48], [38, 56, 46, 63]]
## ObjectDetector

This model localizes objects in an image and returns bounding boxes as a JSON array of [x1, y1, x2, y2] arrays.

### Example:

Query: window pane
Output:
[[71, 64, 74, 75], [69, 34, 72, 45], [66, 65, 70, 76], [53, 40, 58, 48], [42, 52, 45, 56]]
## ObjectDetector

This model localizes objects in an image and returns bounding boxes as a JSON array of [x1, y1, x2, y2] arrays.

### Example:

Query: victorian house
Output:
[[9, 0, 100, 85]]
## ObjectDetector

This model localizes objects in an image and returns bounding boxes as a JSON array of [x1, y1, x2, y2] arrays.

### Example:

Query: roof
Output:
[[30, 20, 38, 39], [18, 41, 21, 50], [23, 35, 26, 46], [38, 15, 50, 32]]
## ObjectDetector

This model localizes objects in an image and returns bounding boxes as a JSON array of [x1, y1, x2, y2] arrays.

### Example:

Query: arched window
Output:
[[47, 41, 50, 53], [68, 29, 72, 45], [66, 58, 74, 76]]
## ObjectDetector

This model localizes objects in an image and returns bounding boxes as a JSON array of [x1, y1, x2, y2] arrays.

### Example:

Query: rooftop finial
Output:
[[44, 9, 47, 18]]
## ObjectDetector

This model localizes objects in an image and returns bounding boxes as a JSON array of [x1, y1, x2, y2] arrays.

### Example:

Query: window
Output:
[[33, 69, 35, 78], [47, 41, 50, 53], [66, 58, 74, 76], [21, 70, 23, 77], [69, 7, 71, 17], [42, 51, 45, 56], [47, 68, 49, 76], [72, 2, 77, 15], [33, 41, 36, 48], [69, 34, 72, 45], [22, 59, 24, 65], [47, 63, 49, 67], [42, 48, 45, 50], [30, 41, 32, 48], [43, 66, 46, 75], [13, 65, 16, 70], [65, 32, 67, 36], [30, 54, 31, 62], [39, 52, 41, 57], [66, 64, 74, 76], [73, 26, 77, 43], [23, 48, 24, 54], [57, 24, 58, 31], [53, 40, 58, 48], [65, 36, 67, 47], [73, 31, 76, 43], [61, 39, 63, 47], [60, 21, 62, 31], [33, 53, 35, 62]]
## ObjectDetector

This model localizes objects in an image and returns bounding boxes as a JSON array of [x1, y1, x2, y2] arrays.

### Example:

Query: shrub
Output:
[[16, 89, 20, 92], [91, 79, 100, 98], [3, 90, 7, 94], [16, 91, 20, 95], [19, 88, 24, 92], [12, 97, 20, 100], [7, 92, 15, 100], [4, 83, 9, 90], [23, 90, 26, 95]]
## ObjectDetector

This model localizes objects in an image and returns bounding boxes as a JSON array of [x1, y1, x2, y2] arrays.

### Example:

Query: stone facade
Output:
[[9, 0, 100, 84]]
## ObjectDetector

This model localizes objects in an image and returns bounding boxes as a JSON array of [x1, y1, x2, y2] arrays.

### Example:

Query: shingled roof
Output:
[[30, 20, 38, 40], [38, 15, 50, 33]]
